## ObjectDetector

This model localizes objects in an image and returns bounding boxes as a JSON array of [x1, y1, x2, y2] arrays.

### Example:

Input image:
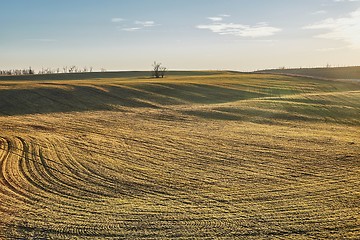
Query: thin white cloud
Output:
[[208, 14, 231, 22], [197, 21, 281, 38], [111, 18, 124, 23], [121, 27, 142, 32], [208, 17, 223, 22], [135, 21, 156, 27], [304, 8, 360, 49], [113, 19, 157, 32]]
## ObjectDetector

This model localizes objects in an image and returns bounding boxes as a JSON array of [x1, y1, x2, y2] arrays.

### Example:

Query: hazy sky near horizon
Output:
[[1, 0, 360, 71]]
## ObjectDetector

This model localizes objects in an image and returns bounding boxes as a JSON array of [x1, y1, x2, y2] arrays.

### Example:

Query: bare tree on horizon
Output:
[[152, 61, 167, 78]]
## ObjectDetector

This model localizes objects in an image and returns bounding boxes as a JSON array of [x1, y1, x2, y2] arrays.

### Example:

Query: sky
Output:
[[1, 0, 360, 71]]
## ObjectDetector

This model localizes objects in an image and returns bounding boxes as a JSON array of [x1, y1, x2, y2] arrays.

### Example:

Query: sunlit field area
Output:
[[257, 66, 360, 80], [0, 71, 359, 239]]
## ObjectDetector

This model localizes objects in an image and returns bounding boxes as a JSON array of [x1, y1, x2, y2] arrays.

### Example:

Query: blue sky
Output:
[[1, 0, 360, 71]]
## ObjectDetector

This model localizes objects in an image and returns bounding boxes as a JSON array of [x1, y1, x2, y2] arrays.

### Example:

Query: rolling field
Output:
[[0, 72, 359, 239], [257, 66, 360, 81]]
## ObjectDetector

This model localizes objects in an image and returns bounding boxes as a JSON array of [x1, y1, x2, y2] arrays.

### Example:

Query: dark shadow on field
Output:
[[0, 83, 266, 116], [0, 71, 219, 82], [1, 83, 359, 126], [1, 75, 359, 126], [128, 83, 267, 104], [0, 72, 272, 116], [181, 92, 360, 125], [0, 86, 157, 115]]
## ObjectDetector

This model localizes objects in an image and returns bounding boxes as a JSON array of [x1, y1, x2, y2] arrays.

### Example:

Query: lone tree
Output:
[[152, 61, 167, 78]]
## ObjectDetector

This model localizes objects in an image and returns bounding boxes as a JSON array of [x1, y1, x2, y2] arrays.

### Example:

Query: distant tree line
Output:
[[275, 64, 357, 71], [0, 66, 95, 76], [0, 67, 34, 75]]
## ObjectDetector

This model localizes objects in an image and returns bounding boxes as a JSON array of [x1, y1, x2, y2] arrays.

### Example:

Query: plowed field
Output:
[[0, 72, 359, 239]]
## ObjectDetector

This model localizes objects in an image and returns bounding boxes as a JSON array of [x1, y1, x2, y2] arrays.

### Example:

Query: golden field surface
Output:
[[0, 72, 359, 239]]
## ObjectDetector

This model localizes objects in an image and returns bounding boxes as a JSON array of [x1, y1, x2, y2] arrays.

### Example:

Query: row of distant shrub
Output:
[[0, 66, 103, 76], [1, 62, 167, 78]]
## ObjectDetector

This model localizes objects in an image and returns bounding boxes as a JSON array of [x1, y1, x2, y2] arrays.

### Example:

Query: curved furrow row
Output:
[[0, 135, 131, 237], [0, 137, 87, 219], [61, 116, 357, 209], [0, 137, 45, 205], [0, 110, 359, 238], [50, 140, 148, 198], [35, 143, 118, 201], [17, 137, 111, 206]]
